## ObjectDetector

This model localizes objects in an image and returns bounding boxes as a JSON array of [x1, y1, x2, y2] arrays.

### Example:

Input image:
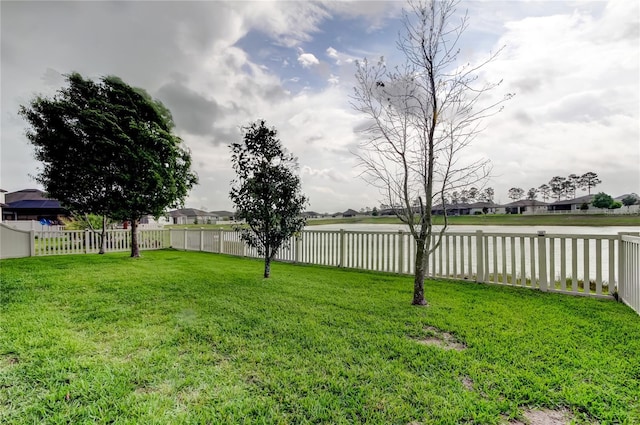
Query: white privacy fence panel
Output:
[[619, 235, 640, 315]]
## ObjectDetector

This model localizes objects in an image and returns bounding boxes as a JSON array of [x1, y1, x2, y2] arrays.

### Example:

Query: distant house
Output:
[[168, 208, 219, 225], [0, 189, 7, 221], [502, 200, 549, 215], [468, 202, 500, 215], [342, 209, 359, 217], [302, 211, 321, 219], [431, 203, 472, 216], [2, 189, 70, 223], [547, 195, 595, 212], [210, 210, 236, 221]]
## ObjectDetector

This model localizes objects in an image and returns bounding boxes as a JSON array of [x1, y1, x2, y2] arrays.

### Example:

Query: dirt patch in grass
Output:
[[415, 326, 466, 351], [509, 408, 573, 425], [461, 376, 474, 390], [0, 355, 19, 367]]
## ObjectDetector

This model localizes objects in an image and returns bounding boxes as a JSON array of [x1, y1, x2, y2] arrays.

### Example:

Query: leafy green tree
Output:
[[622, 194, 638, 207], [581, 172, 601, 194], [592, 192, 614, 209], [372, 207, 379, 216], [229, 120, 308, 278], [20, 72, 197, 257]]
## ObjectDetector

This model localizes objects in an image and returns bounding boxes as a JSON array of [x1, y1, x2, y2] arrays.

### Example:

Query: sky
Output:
[[1, 0, 638, 213]]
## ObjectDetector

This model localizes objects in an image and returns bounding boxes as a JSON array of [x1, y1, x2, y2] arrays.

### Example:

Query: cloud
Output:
[[298, 52, 320, 68], [156, 76, 223, 137], [302, 166, 348, 183]]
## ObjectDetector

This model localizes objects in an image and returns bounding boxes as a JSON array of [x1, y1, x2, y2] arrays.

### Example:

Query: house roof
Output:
[[169, 208, 217, 217], [468, 201, 500, 208], [5, 189, 50, 203], [5, 199, 64, 210], [209, 210, 235, 217], [548, 195, 594, 206], [343, 209, 359, 215], [502, 199, 549, 207]]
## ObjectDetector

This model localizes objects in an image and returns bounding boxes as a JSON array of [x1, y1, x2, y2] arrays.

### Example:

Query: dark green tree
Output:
[[592, 192, 614, 209], [538, 184, 551, 202], [549, 176, 567, 201], [20, 72, 197, 257], [581, 172, 601, 194], [508, 187, 525, 201], [229, 120, 308, 278], [622, 194, 638, 206]]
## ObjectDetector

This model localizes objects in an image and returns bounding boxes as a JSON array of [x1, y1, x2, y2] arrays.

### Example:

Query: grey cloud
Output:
[[156, 78, 221, 137], [512, 77, 542, 94], [41, 68, 65, 87], [513, 110, 534, 126], [544, 92, 615, 124]]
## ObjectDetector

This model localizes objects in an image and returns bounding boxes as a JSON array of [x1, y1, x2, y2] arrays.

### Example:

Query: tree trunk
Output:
[[130, 220, 140, 258], [412, 239, 428, 306], [264, 253, 271, 278], [99, 215, 107, 255]]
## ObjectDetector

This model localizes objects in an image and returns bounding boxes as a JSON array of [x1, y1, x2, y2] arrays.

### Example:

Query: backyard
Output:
[[1, 250, 638, 424]]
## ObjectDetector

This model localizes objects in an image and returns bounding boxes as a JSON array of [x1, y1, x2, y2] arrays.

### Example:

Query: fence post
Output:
[[340, 229, 346, 267], [397, 230, 404, 274], [29, 230, 35, 257], [218, 229, 224, 253], [200, 228, 204, 252], [295, 234, 302, 263], [538, 231, 548, 291], [476, 230, 484, 283], [618, 232, 626, 302], [183, 228, 188, 251], [85, 230, 90, 254]]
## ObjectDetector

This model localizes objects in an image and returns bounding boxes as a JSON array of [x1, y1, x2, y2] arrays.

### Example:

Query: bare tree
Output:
[[351, 0, 512, 305]]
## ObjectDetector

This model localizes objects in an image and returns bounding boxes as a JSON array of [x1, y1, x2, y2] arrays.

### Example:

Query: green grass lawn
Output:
[[1, 251, 639, 424]]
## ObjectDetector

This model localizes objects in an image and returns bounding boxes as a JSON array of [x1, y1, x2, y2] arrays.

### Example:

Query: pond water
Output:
[[306, 223, 640, 235], [303, 223, 639, 284]]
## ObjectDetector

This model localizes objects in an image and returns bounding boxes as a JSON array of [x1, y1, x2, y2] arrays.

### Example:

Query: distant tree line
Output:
[[508, 172, 602, 202]]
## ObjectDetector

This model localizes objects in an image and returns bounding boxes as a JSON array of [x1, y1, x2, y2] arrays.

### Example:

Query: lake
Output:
[[302, 224, 639, 284]]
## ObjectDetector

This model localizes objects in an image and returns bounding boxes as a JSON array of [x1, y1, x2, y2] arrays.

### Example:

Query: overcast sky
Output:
[[1, 0, 638, 213]]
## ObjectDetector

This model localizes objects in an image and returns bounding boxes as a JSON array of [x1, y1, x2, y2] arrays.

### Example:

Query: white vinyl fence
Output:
[[170, 228, 640, 311], [619, 235, 640, 315], [2, 224, 638, 314], [33, 229, 168, 256]]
